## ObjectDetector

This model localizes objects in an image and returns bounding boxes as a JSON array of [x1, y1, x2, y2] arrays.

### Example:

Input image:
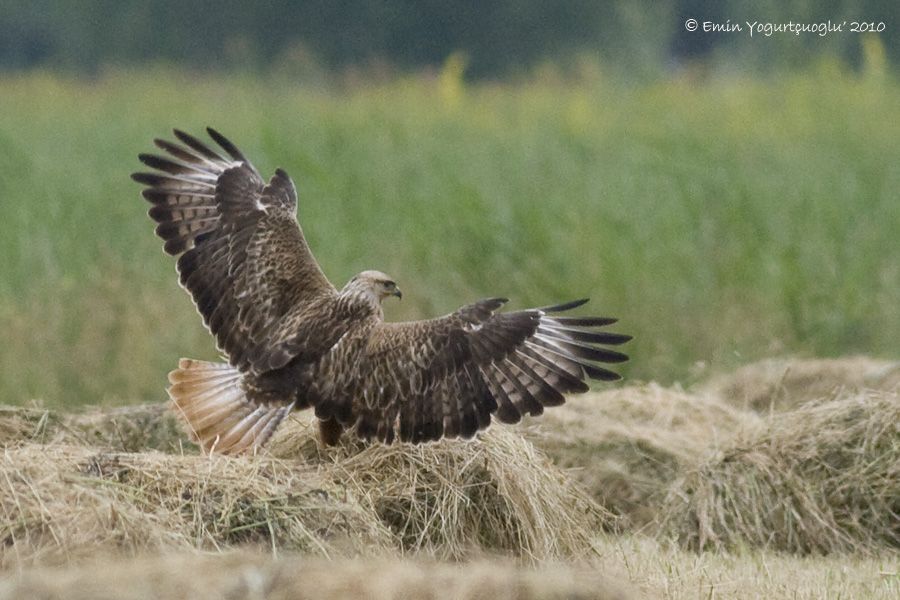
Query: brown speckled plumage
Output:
[[134, 128, 631, 454]]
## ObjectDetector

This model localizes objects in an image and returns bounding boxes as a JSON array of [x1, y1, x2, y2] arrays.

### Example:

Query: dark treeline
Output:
[[0, 0, 896, 78]]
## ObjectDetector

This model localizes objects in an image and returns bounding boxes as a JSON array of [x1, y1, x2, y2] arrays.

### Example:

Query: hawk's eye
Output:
[[383, 280, 395, 288]]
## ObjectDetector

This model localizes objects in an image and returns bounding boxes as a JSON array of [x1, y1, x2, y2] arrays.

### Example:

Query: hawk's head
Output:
[[344, 270, 403, 304]]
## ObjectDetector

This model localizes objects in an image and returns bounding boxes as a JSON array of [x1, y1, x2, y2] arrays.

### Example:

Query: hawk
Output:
[[133, 128, 631, 454]]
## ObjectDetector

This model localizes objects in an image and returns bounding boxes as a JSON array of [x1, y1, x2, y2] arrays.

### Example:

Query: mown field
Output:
[[0, 63, 898, 407], [0, 63, 898, 599]]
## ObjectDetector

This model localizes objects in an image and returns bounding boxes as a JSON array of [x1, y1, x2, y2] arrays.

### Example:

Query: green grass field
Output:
[[0, 64, 898, 407]]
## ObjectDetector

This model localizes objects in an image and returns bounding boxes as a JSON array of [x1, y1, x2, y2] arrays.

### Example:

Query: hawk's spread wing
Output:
[[345, 299, 630, 443], [133, 128, 338, 373]]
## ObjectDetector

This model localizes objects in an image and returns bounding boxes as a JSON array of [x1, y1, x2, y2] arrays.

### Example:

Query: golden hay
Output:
[[0, 551, 635, 600], [0, 385, 747, 546], [61, 403, 186, 452], [525, 384, 755, 531], [6, 356, 894, 565], [0, 444, 390, 568], [703, 356, 900, 412], [269, 418, 607, 560], [0, 413, 606, 567], [0, 403, 183, 452], [0, 405, 59, 444], [659, 390, 900, 554]]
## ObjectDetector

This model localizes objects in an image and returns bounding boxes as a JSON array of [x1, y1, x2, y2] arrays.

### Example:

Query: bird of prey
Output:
[[133, 128, 631, 454]]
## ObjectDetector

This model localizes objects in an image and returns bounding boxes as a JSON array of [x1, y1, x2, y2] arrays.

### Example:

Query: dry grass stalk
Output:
[[659, 390, 900, 554]]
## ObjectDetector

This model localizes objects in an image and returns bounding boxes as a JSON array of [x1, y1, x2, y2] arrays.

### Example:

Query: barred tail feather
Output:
[[167, 359, 291, 455]]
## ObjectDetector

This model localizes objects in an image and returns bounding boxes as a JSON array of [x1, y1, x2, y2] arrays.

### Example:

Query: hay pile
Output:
[[526, 384, 754, 531], [0, 403, 183, 452], [0, 409, 605, 567], [0, 444, 391, 567], [704, 356, 900, 412], [0, 385, 747, 551], [272, 418, 606, 560], [3, 355, 898, 565], [0, 551, 634, 600], [660, 390, 900, 554]]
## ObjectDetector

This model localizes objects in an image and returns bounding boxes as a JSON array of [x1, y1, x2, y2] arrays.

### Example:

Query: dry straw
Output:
[[0, 551, 634, 600], [269, 417, 606, 560], [0, 408, 606, 567], [3, 357, 897, 565], [0, 444, 391, 568], [527, 383, 754, 531], [660, 389, 900, 554], [703, 356, 900, 413], [0, 403, 183, 452], [1, 385, 746, 544]]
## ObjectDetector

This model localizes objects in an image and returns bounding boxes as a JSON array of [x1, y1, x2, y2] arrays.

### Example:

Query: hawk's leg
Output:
[[318, 417, 344, 447]]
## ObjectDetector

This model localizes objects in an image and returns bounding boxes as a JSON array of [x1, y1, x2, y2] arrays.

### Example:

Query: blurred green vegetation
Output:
[[0, 1, 897, 78], [0, 59, 897, 407]]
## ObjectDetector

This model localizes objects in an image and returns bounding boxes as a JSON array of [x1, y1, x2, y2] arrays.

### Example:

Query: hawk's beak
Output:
[[392, 288, 403, 300]]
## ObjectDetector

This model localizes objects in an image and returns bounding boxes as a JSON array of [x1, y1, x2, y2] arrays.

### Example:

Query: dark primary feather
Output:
[[154, 138, 208, 164], [536, 298, 590, 312], [207, 127, 250, 162], [173, 128, 228, 162], [538, 324, 632, 345], [551, 316, 618, 326]]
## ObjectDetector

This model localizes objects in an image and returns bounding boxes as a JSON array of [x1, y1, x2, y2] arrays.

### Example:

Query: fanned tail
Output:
[[167, 358, 291, 455]]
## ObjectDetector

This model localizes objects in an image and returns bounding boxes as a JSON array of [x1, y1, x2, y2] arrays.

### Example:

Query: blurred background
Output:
[[2, 0, 898, 78], [0, 1, 897, 407]]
